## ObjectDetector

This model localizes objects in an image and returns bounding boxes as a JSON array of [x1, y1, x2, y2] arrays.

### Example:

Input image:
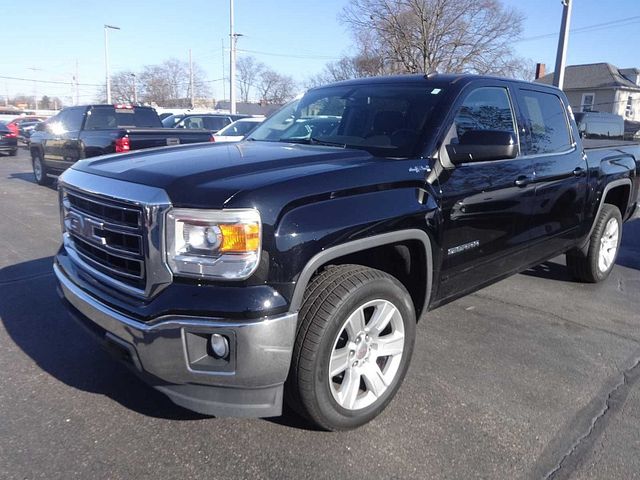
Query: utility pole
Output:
[[221, 38, 226, 102], [553, 0, 573, 89], [229, 0, 243, 114], [74, 59, 80, 105], [189, 49, 195, 109], [104, 24, 121, 104], [131, 73, 138, 104], [27, 67, 41, 110]]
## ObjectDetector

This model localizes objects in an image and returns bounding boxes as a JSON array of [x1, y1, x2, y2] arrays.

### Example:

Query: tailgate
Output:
[[125, 128, 211, 150]]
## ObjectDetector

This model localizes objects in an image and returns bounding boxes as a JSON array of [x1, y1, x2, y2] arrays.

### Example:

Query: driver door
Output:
[[436, 85, 537, 300]]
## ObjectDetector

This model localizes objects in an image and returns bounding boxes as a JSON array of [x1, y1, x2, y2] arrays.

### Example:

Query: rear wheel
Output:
[[287, 265, 416, 431], [567, 204, 622, 282], [32, 151, 50, 186]]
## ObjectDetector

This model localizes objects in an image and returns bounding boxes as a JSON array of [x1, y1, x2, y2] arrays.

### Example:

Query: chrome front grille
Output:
[[63, 188, 146, 288], [59, 168, 173, 299]]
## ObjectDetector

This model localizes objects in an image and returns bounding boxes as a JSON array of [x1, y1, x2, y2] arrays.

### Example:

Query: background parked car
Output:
[[18, 119, 44, 145], [162, 113, 248, 133], [4, 116, 48, 137], [0, 121, 18, 156], [574, 112, 624, 140], [212, 117, 265, 142]]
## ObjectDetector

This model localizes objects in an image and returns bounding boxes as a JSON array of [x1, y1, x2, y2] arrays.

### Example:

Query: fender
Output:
[[287, 229, 434, 315], [578, 178, 632, 252]]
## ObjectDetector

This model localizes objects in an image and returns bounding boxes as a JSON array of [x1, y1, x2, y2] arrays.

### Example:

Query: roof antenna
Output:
[[424, 71, 438, 79]]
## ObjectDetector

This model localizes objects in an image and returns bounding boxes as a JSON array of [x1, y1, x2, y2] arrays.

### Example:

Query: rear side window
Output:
[[520, 90, 572, 154], [454, 87, 516, 138]]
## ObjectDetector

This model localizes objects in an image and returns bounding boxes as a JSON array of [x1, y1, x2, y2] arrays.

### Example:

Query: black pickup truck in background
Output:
[[54, 75, 639, 431], [29, 105, 213, 185]]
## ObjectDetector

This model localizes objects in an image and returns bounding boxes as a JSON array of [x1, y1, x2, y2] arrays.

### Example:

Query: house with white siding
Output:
[[536, 63, 640, 122]]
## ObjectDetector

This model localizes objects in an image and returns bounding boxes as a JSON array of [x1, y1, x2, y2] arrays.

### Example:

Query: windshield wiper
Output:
[[278, 137, 346, 148], [310, 137, 346, 148]]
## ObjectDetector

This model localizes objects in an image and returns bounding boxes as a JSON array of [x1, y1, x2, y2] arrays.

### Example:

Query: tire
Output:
[[286, 264, 416, 431], [32, 151, 50, 186], [9, 149, 17, 156], [566, 204, 622, 283]]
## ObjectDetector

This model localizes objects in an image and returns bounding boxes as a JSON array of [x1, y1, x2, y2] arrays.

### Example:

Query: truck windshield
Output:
[[247, 83, 447, 157]]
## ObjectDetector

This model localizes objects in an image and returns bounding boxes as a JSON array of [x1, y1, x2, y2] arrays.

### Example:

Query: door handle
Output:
[[573, 167, 585, 177], [514, 175, 532, 187]]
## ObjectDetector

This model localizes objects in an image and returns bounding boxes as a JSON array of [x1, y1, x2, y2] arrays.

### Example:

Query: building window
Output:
[[626, 95, 633, 117], [581, 93, 595, 112]]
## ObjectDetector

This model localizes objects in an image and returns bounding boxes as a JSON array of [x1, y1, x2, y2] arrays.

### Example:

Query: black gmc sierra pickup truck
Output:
[[54, 74, 639, 431], [29, 104, 212, 186]]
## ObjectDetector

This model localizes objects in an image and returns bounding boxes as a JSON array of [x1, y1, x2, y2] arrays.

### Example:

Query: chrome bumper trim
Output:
[[54, 262, 298, 389]]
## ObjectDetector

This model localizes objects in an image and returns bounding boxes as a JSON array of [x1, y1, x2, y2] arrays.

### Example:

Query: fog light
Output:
[[210, 334, 229, 359]]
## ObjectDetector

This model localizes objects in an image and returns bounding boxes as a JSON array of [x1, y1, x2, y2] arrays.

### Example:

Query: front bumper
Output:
[[54, 262, 298, 418]]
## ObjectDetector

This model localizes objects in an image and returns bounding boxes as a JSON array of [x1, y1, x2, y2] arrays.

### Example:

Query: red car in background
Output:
[[5, 116, 47, 136]]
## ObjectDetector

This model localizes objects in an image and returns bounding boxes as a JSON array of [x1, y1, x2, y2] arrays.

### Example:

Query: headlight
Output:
[[166, 208, 261, 280]]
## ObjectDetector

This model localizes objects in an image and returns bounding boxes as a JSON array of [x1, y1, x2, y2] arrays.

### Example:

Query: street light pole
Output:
[[104, 24, 120, 104], [553, 0, 573, 89], [229, 0, 236, 114]]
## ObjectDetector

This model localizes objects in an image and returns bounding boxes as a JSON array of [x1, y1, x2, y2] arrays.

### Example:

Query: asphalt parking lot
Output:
[[0, 147, 639, 480]]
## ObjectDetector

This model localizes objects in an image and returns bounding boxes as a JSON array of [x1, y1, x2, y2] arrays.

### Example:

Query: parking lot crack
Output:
[[542, 355, 640, 480]]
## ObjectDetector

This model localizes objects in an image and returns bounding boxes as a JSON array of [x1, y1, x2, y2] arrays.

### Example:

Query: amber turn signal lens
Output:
[[219, 223, 260, 252]]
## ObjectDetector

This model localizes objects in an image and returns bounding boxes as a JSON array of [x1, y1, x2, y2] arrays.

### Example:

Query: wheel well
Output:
[[314, 241, 428, 320], [604, 184, 630, 216]]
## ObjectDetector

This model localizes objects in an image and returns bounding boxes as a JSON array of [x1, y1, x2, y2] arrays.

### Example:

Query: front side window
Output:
[[453, 87, 516, 139], [520, 90, 572, 155], [248, 83, 448, 158]]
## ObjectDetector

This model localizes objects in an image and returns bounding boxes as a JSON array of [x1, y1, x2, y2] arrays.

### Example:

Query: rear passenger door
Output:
[[437, 85, 537, 299], [516, 88, 588, 262]]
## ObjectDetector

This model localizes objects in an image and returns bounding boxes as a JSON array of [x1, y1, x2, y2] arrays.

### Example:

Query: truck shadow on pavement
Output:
[[521, 219, 640, 281], [8, 172, 57, 190], [0, 256, 314, 429], [0, 257, 213, 421]]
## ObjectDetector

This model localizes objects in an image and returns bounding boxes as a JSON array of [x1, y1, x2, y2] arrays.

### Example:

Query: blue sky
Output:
[[1, 0, 639, 104]]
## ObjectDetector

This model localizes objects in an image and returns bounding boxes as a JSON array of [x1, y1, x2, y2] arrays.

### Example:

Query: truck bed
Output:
[[582, 138, 640, 149]]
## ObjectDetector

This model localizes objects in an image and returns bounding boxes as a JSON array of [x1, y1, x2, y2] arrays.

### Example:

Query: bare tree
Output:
[[257, 69, 297, 104], [138, 58, 211, 107], [341, 0, 525, 77], [237, 56, 264, 102], [96, 70, 137, 103]]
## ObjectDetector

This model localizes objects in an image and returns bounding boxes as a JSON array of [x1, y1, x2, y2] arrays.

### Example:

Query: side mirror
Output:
[[446, 130, 518, 164]]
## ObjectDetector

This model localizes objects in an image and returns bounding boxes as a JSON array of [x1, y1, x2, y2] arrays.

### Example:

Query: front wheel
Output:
[[287, 265, 416, 431], [567, 204, 622, 282]]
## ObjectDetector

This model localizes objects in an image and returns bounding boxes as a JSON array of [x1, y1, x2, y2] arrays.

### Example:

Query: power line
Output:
[[0, 74, 227, 89], [237, 48, 341, 60], [0, 75, 102, 87], [518, 15, 640, 43]]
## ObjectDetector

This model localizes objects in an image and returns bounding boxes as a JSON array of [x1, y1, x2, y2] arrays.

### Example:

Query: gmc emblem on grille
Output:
[[65, 211, 106, 245]]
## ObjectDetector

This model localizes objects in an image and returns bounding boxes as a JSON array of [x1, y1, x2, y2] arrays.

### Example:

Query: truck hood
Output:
[[72, 141, 389, 208]]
